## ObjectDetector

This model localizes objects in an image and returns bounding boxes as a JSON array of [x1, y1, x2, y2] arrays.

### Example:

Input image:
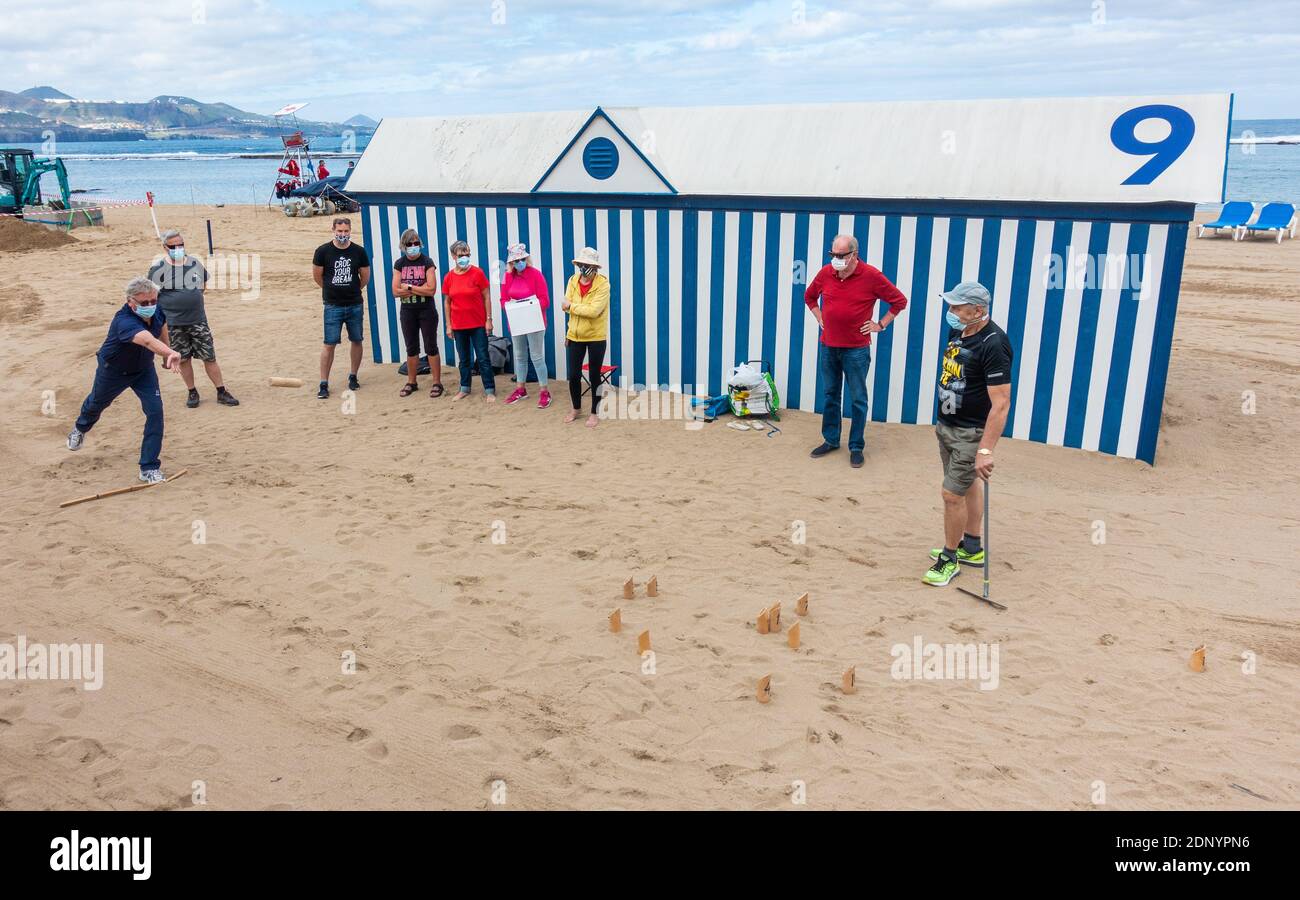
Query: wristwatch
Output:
[[977, 448, 992, 456]]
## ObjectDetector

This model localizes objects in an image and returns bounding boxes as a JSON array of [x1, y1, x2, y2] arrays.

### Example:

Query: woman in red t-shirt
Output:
[[441, 239, 496, 401]]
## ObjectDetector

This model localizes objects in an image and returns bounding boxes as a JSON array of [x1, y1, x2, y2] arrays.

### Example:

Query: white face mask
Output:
[[830, 256, 850, 272]]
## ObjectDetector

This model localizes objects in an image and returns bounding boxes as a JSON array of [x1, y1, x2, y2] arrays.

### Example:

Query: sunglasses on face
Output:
[[830, 250, 854, 259]]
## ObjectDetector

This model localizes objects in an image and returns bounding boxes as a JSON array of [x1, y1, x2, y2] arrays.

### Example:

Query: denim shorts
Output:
[[323, 303, 364, 345]]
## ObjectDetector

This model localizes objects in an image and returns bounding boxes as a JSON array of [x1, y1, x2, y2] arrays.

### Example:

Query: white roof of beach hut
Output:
[[347, 94, 1232, 205]]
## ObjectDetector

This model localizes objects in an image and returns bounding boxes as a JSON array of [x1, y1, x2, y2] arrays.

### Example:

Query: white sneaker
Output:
[[139, 469, 165, 484], [66, 428, 84, 451]]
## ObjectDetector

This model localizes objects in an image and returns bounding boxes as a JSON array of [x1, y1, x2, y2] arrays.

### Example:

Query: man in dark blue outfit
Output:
[[67, 276, 183, 483]]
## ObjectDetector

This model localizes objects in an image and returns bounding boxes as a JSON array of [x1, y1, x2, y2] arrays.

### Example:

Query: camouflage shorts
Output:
[[168, 323, 216, 361]]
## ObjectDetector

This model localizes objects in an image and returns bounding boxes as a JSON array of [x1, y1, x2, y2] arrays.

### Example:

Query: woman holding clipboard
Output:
[[500, 243, 552, 408], [562, 247, 610, 428]]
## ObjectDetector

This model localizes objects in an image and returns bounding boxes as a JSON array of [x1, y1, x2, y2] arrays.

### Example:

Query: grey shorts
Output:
[[168, 322, 216, 362], [937, 423, 983, 495]]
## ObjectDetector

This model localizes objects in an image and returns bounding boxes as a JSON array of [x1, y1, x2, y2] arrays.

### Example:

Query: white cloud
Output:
[[1, 0, 1296, 120]]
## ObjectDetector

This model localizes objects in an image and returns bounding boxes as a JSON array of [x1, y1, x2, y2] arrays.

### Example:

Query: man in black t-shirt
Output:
[[924, 281, 1014, 587], [312, 217, 371, 399]]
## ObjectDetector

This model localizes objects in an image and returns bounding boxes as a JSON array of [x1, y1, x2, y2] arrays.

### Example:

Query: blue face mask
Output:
[[456, 256, 470, 268], [334, 233, 350, 245], [167, 247, 185, 261], [135, 303, 157, 318], [405, 245, 422, 258], [945, 310, 963, 330], [513, 260, 526, 272]]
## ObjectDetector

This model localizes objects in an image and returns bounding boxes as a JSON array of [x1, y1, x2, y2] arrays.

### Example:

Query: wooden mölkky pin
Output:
[[646, 575, 658, 597], [637, 630, 651, 654], [609, 609, 622, 633], [787, 621, 801, 649], [796, 592, 809, 616], [623, 578, 635, 600], [842, 666, 857, 694], [756, 607, 771, 635], [769, 601, 782, 633], [756, 675, 772, 704], [1189, 645, 1206, 672]]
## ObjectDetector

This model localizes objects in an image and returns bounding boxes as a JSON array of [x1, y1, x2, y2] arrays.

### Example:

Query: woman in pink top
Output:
[[501, 242, 552, 408]]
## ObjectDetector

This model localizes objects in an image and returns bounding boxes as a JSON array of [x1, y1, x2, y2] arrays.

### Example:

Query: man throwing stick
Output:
[[66, 277, 183, 483], [924, 281, 1013, 587]]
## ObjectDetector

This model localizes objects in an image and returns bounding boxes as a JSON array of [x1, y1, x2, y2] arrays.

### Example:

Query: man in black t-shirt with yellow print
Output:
[[924, 281, 1014, 587]]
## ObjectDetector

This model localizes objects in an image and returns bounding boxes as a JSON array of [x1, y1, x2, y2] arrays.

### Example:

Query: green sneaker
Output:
[[930, 546, 985, 565], [923, 555, 960, 586]]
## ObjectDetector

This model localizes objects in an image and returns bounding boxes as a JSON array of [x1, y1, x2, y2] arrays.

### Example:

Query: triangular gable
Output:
[[532, 107, 676, 194]]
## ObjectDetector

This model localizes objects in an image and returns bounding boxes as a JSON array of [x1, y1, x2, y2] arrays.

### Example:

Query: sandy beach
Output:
[[0, 204, 1296, 811]]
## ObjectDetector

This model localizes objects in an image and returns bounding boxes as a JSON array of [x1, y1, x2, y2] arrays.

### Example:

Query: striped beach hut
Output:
[[346, 94, 1232, 463]]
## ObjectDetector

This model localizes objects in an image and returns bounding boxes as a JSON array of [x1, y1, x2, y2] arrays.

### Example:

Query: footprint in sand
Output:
[[444, 724, 481, 741]]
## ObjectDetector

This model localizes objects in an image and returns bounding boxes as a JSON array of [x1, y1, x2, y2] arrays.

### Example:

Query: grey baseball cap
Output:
[[941, 281, 991, 308]]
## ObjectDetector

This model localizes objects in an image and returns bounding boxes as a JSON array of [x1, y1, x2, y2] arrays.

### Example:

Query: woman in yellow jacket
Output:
[[562, 247, 611, 427]]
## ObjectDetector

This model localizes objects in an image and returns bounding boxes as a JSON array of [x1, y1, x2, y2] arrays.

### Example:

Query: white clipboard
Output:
[[504, 295, 545, 335]]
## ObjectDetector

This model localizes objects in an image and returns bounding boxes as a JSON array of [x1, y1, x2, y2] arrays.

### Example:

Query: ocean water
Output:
[[5, 119, 1296, 208], [3, 135, 369, 206]]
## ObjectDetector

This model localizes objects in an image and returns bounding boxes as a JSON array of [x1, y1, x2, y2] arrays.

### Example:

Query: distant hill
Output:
[[19, 86, 74, 101], [0, 86, 377, 142], [344, 114, 379, 129]]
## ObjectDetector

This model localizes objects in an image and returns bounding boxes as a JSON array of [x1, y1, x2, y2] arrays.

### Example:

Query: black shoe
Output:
[[347, 373, 360, 391], [810, 442, 838, 458], [216, 387, 240, 406], [186, 388, 200, 408], [317, 382, 329, 400], [850, 450, 864, 468]]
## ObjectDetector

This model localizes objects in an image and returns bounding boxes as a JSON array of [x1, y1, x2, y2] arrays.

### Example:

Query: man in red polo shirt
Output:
[[804, 234, 908, 468]]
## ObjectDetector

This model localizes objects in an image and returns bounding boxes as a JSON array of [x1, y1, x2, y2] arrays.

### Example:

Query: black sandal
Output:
[[429, 383, 445, 398], [400, 382, 418, 397]]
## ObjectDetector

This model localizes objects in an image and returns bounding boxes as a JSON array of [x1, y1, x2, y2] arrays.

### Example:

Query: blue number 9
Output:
[[1110, 105, 1195, 185]]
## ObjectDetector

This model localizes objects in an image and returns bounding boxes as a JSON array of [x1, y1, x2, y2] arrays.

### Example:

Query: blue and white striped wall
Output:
[[360, 196, 1189, 463]]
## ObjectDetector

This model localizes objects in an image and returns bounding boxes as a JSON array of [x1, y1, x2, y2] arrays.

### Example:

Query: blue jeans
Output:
[[323, 303, 363, 345], [512, 330, 548, 387], [76, 363, 164, 471], [453, 327, 495, 394], [819, 343, 871, 452]]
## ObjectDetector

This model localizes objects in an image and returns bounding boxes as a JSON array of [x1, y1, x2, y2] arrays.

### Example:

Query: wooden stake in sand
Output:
[[1189, 645, 1206, 672], [637, 630, 652, 654], [609, 609, 622, 633], [756, 675, 772, 704], [646, 575, 658, 597], [769, 601, 782, 633], [787, 621, 801, 649], [268, 377, 304, 388], [796, 592, 809, 616], [623, 578, 635, 600], [756, 608, 771, 635], [842, 666, 857, 694], [59, 469, 189, 509]]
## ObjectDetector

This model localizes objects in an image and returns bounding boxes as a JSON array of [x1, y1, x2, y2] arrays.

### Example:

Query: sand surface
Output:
[[0, 205, 1296, 810]]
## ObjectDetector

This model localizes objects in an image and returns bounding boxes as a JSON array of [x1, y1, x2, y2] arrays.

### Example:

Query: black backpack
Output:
[[487, 336, 512, 374]]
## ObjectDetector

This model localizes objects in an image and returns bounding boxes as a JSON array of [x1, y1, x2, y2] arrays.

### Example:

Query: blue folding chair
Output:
[[1196, 201, 1254, 239], [1239, 202, 1296, 243]]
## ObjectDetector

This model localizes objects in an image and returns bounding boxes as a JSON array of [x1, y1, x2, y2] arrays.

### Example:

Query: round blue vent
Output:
[[582, 137, 619, 180]]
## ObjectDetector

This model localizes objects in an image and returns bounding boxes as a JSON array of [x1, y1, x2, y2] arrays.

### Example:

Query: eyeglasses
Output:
[[830, 250, 854, 260], [166, 244, 184, 250], [404, 243, 421, 248]]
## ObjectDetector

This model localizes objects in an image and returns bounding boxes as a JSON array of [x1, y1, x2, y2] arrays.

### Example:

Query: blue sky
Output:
[[3, 0, 1297, 123]]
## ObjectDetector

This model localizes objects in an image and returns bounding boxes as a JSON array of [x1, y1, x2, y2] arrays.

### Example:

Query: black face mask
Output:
[[578, 265, 597, 278]]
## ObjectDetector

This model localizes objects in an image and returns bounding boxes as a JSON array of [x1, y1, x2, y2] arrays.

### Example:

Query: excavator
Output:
[[0, 147, 73, 217]]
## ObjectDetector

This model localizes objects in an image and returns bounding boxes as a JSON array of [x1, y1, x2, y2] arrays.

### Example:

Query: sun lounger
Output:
[[1238, 202, 1296, 243], [1197, 201, 1253, 239]]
